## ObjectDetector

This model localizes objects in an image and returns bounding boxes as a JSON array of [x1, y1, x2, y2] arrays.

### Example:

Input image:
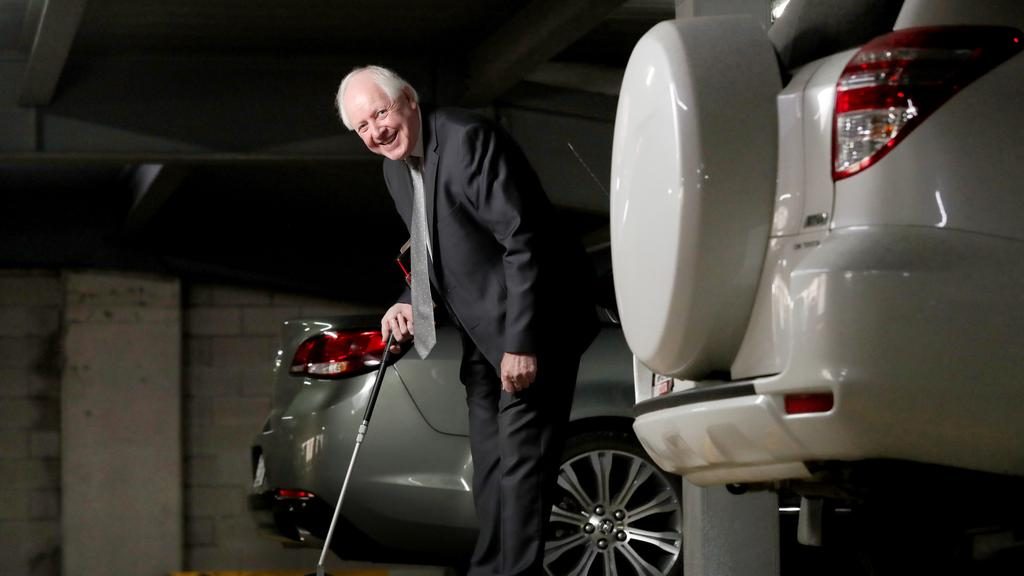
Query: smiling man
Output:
[[336, 65, 599, 576], [341, 69, 421, 161]]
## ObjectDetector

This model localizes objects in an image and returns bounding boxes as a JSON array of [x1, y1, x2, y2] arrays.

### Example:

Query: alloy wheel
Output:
[[545, 446, 682, 575]]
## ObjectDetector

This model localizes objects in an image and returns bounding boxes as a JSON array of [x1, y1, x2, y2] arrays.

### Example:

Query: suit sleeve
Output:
[[397, 284, 412, 305], [461, 123, 540, 354]]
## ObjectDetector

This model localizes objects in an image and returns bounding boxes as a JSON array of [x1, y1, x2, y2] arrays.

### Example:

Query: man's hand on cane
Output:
[[382, 303, 414, 353]]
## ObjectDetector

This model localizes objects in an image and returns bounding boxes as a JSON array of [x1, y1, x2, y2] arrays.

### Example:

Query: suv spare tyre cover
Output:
[[611, 16, 781, 379]]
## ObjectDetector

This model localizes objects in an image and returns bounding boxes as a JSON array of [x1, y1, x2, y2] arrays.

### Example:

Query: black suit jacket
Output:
[[383, 108, 598, 370]]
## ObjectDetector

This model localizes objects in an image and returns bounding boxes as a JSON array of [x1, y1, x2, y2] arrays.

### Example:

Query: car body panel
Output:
[[734, 51, 848, 379], [619, 0, 1024, 488], [832, 50, 1024, 240], [253, 317, 639, 562], [394, 331, 468, 436], [770, 61, 813, 239], [564, 326, 637, 421], [730, 229, 829, 380]]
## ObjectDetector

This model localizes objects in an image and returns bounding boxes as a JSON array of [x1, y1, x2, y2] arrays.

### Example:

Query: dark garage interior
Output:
[[1, 0, 669, 573], [4, 0, 1024, 575]]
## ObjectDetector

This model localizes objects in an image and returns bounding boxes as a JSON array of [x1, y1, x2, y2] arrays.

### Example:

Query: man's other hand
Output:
[[501, 353, 537, 393], [382, 303, 414, 346]]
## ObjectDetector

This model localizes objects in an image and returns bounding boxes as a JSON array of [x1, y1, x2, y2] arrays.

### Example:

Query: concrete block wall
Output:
[[1, 270, 379, 575], [0, 271, 63, 576], [182, 282, 375, 570]]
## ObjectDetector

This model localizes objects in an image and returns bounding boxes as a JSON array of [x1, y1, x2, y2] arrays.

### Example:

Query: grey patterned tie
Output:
[[408, 156, 436, 358]]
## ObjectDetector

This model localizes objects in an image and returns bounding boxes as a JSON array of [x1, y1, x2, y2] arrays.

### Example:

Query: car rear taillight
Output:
[[289, 330, 387, 378], [833, 26, 1022, 180], [275, 488, 315, 500]]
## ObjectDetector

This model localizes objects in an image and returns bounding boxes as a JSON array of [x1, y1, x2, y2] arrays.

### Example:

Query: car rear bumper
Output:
[[633, 387, 819, 485], [248, 489, 331, 547], [248, 489, 404, 562], [634, 226, 1024, 485]]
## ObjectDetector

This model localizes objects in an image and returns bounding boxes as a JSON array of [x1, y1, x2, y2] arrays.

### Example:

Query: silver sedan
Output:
[[249, 313, 683, 575]]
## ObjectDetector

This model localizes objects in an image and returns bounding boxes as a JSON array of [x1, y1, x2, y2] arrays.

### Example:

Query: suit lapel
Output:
[[422, 110, 439, 243]]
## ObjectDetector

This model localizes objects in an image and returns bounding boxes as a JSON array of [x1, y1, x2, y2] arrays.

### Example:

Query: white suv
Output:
[[611, 0, 1024, 523]]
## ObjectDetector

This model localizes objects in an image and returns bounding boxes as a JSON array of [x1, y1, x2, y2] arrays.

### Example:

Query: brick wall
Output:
[[0, 271, 63, 576], [182, 282, 374, 569]]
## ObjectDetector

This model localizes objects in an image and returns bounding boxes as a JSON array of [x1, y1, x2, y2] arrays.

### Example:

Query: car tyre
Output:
[[545, 428, 683, 576]]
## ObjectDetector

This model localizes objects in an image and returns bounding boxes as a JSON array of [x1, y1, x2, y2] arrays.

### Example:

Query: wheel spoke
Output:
[[545, 533, 589, 564], [611, 459, 654, 509], [627, 490, 678, 523], [568, 543, 600, 576], [604, 548, 619, 576], [551, 505, 588, 525], [559, 464, 595, 509], [626, 528, 681, 555], [589, 452, 611, 505], [618, 541, 662, 576]]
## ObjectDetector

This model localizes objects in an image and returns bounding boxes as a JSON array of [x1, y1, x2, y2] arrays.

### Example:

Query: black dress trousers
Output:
[[459, 330, 580, 576]]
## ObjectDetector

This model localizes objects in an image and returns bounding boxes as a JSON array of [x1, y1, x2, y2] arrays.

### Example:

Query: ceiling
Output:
[[72, 0, 526, 55], [0, 0, 674, 304]]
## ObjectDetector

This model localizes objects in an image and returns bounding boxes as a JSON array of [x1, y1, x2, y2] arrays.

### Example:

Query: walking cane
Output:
[[307, 332, 397, 576]]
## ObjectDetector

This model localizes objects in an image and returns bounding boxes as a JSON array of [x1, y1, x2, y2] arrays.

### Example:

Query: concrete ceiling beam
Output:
[[523, 62, 624, 97], [20, 0, 48, 51], [461, 0, 628, 106], [125, 164, 190, 234], [19, 0, 88, 106]]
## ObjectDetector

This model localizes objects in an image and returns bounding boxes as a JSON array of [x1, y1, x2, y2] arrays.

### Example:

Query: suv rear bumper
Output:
[[634, 226, 1024, 486], [634, 387, 818, 486]]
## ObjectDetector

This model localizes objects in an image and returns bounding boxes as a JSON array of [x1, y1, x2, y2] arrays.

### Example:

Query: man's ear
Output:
[[403, 86, 418, 110]]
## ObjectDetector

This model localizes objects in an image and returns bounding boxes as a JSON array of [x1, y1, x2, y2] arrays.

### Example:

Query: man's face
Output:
[[343, 73, 420, 161]]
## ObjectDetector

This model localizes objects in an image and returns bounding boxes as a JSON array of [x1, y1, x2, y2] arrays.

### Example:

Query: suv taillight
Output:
[[833, 26, 1021, 180], [289, 330, 387, 378]]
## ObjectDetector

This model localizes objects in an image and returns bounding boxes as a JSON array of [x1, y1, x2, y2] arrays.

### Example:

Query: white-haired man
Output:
[[337, 65, 598, 576]]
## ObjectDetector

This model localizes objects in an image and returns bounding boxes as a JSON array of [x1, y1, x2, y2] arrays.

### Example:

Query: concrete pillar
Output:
[[683, 481, 780, 576], [667, 5, 779, 574], [62, 272, 182, 576], [676, 0, 772, 29]]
